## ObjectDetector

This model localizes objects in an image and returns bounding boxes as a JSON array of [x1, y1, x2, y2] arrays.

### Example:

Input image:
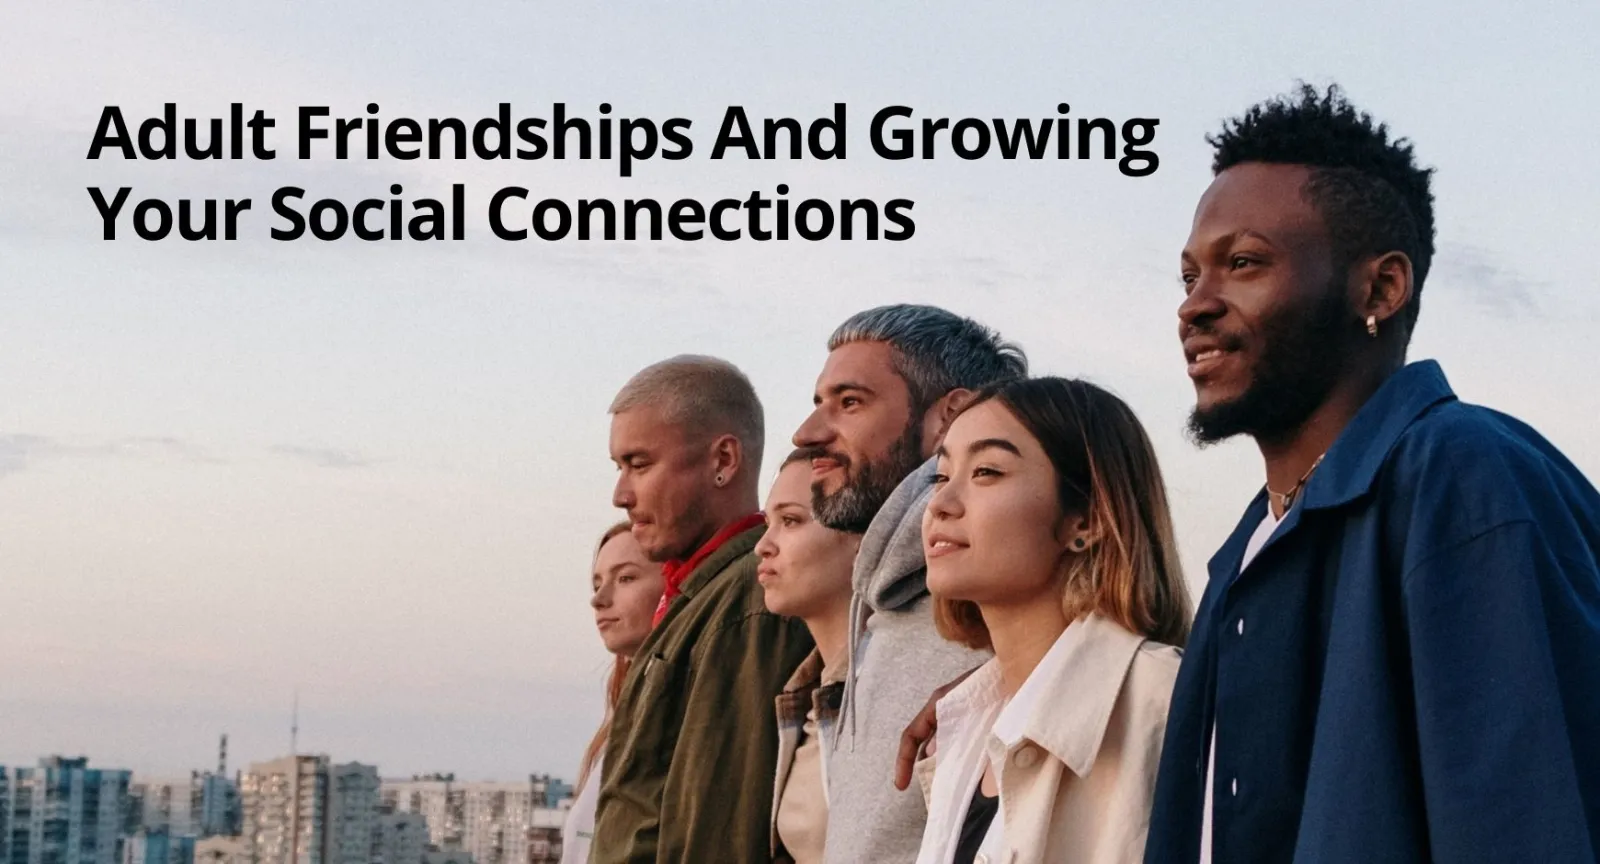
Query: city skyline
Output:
[[1, 749, 572, 864]]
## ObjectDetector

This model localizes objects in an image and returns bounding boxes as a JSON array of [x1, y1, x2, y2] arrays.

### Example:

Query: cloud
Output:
[[267, 444, 372, 469], [0, 434, 49, 478], [0, 433, 225, 479], [1432, 243, 1542, 317]]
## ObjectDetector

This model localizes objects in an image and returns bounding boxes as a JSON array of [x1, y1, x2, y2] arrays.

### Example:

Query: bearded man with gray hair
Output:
[[791, 306, 1026, 864], [593, 355, 813, 864]]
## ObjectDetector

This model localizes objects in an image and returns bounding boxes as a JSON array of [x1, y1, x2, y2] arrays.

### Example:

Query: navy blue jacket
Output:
[[1146, 361, 1600, 863]]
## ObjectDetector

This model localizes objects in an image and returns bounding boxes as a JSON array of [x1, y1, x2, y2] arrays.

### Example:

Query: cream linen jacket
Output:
[[914, 613, 1181, 864]]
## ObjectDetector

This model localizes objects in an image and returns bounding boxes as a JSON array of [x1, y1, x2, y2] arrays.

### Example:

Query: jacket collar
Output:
[[781, 648, 826, 695], [676, 520, 765, 600], [1206, 360, 1457, 586], [775, 649, 845, 727], [942, 614, 1147, 778], [1302, 360, 1457, 510]]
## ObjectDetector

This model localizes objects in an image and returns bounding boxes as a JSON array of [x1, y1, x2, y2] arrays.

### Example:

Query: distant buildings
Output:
[[322, 765, 377, 864], [130, 780, 200, 838], [7, 752, 568, 864], [0, 757, 133, 864], [522, 811, 564, 864], [127, 737, 239, 845], [196, 772, 242, 839], [375, 778, 457, 854], [192, 837, 244, 864], [378, 777, 566, 864], [240, 756, 329, 864], [124, 830, 195, 864], [370, 813, 426, 864]]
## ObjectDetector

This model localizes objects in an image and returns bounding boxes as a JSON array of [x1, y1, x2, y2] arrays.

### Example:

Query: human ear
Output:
[[1358, 250, 1414, 334]]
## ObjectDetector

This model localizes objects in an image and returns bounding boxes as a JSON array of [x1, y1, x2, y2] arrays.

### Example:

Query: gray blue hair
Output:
[[828, 304, 1027, 411]]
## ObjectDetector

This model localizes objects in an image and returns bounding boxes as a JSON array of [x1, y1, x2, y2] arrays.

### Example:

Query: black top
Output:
[[953, 785, 999, 864]]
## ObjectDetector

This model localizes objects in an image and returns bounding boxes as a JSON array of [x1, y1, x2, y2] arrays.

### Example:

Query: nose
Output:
[[755, 523, 777, 559], [792, 405, 831, 449], [612, 473, 634, 510], [1178, 272, 1226, 336], [926, 475, 962, 522], [590, 579, 612, 609]]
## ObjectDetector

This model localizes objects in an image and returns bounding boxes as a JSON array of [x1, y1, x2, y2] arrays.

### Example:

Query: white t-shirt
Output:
[[561, 754, 601, 864], [1200, 510, 1279, 864]]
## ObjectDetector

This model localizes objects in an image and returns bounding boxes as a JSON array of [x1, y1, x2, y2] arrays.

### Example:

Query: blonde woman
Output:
[[562, 522, 664, 864], [915, 377, 1192, 864]]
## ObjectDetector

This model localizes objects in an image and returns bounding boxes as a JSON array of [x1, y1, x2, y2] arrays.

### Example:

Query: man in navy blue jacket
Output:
[[1147, 83, 1600, 863]]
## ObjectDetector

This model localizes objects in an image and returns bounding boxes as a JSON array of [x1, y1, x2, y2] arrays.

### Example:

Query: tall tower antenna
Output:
[[218, 733, 228, 775], [291, 690, 300, 756]]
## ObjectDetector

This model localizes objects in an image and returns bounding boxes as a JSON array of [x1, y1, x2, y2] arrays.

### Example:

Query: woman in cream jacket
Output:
[[913, 377, 1191, 864]]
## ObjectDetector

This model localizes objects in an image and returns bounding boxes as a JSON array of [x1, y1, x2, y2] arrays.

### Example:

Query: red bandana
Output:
[[653, 513, 765, 627]]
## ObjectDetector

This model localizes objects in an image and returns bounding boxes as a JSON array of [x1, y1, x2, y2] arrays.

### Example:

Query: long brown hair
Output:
[[932, 377, 1192, 648], [575, 521, 637, 794]]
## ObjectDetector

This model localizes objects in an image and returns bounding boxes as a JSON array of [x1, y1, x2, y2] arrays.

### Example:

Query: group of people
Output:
[[555, 85, 1600, 864]]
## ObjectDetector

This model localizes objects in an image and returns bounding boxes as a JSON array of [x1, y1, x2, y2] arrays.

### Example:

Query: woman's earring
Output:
[[714, 474, 725, 487], [1367, 314, 1379, 338], [1072, 537, 1087, 551]]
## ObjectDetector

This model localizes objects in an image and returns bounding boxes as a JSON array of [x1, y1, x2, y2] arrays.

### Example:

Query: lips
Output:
[[756, 565, 778, 585], [810, 455, 845, 476], [925, 533, 968, 558], [1183, 333, 1241, 380], [595, 618, 620, 630]]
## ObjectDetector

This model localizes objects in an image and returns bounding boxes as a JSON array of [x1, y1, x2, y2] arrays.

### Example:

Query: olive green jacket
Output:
[[592, 524, 815, 863]]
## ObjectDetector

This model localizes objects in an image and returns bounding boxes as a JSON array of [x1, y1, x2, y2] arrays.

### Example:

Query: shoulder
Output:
[[694, 549, 776, 619], [1385, 399, 1588, 539], [1119, 641, 1181, 720], [689, 551, 808, 649], [1393, 400, 1571, 492]]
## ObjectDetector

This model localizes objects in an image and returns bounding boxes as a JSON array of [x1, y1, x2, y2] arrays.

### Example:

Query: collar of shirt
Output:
[[1207, 360, 1458, 587], [653, 512, 766, 626], [1303, 359, 1456, 511], [938, 613, 1148, 778]]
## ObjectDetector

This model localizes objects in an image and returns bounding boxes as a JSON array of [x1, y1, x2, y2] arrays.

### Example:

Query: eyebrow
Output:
[[814, 381, 875, 405], [770, 501, 809, 514], [1185, 228, 1276, 262], [934, 438, 1023, 460]]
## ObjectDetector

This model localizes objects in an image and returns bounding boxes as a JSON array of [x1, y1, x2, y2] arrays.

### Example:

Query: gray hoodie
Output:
[[822, 458, 991, 864]]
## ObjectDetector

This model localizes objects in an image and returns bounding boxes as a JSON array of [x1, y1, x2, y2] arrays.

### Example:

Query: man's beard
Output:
[[1188, 286, 1354, 446], [812, 422, 925, 534]]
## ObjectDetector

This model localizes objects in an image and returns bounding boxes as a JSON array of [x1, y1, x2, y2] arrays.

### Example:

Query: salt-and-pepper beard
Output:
[[812, 421, 926, 535]]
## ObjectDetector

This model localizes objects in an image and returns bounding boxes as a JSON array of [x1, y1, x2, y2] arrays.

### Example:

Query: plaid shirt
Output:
[[771, 648, 846, 861]]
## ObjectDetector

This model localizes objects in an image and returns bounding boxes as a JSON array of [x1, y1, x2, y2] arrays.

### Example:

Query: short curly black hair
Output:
[[1210, 83, 1436, 331]]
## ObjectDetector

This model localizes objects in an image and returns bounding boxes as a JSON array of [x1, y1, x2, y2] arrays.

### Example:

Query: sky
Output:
[[2, 0, 1597, 783]]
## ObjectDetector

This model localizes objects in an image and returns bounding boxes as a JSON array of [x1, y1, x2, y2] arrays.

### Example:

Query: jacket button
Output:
[[1014, 746, 1040, 769]]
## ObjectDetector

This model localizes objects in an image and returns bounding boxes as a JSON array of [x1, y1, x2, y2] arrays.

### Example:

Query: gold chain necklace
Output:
[[1268, 452, 1326, 514]]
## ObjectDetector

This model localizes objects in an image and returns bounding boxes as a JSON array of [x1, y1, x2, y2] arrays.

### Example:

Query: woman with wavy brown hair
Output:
[[913, 376, 1191, 864], [561, 521, 664, 864]]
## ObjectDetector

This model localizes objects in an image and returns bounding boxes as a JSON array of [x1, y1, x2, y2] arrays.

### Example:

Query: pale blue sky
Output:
[[2, 0, 1596, 782]]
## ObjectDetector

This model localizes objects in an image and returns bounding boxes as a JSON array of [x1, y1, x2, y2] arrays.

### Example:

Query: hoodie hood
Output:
[[838, 457, 938, 754], [825, 456, 991, 863], [853, 456, 937, 613]]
